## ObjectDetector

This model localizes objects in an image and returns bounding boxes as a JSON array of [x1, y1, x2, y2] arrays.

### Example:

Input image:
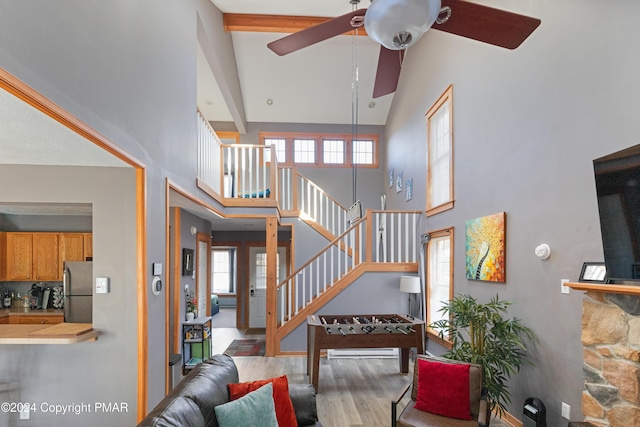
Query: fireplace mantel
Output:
[[567, 282, 640, 296]]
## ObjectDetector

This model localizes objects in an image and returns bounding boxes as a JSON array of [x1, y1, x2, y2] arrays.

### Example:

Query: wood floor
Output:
[[211, 327, 512, 427]]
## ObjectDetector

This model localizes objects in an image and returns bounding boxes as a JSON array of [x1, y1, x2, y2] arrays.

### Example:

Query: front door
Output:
[[249, 246, 286, 328]]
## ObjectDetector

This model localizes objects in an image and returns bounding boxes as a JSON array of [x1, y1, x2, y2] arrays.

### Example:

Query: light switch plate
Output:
[[561, 279, 570, 295], [96, 277, 110, 294], [152, 262, 163, 276]]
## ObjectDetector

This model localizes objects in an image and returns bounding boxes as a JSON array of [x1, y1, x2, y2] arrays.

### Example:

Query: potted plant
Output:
[[186, 295, 197, 321], [429, 294, 536, 420]]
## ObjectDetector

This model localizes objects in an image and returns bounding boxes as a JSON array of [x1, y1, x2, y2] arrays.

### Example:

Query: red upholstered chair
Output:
[[391, 355, 488, 427]]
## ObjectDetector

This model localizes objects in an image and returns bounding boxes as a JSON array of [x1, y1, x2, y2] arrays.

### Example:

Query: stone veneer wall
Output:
[[581, 291, 640, 427]]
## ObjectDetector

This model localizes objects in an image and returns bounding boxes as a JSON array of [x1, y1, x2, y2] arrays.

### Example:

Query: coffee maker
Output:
[[29, 284, 44, 309]]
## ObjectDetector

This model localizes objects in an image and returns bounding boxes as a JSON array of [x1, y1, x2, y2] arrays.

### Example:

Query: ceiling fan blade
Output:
[[267, 9, 367, 56], [373, 46, 405, 98], [434, 0, 541, 50]]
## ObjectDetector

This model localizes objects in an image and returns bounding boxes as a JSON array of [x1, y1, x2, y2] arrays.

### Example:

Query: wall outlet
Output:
[[561, 402, 571, 419], [561, 279, 570, 295]]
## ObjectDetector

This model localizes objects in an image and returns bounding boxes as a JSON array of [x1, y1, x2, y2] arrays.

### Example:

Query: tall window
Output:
[[294, 139, 316, 164], [426, 227, 454, 347], [265, 138, 286, 163], [323, 139, 345, 164], [353, 139, 374, 165], [211, 247, 237, 294], [426, 85, 454, 216]]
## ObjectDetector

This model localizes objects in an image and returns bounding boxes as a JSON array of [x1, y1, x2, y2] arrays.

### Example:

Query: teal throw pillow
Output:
[[214, 382, 278, 427]]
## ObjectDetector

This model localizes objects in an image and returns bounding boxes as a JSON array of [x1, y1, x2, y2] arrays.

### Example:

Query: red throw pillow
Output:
[[228, 375, 297, 427], [414, 358, 472, 420]]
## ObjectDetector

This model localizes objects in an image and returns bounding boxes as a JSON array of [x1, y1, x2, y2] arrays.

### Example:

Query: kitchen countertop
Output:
[[0, 323, 99, 344], [0, 309, 98, 344], [0, 307, 65, 317]]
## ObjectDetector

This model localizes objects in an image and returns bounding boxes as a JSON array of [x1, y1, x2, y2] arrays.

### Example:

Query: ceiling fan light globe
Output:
[[365, 0, 442, 50]]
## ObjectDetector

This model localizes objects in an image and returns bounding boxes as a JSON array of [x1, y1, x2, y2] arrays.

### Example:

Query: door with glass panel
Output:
[[249, 246, 286, 328]]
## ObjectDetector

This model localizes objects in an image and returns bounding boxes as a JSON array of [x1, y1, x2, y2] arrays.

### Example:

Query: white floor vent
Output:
[[327, 348, 399, 359]]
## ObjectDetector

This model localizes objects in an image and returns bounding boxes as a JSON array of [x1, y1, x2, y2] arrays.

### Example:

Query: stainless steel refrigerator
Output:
[[63, 261, 93, 323]]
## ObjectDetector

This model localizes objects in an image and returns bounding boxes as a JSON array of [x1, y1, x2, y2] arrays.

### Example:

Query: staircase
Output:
[[196, 115, 421, 353], [275, 209, 421, 341]]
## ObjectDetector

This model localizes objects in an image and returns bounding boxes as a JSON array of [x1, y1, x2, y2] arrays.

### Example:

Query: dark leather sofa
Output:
[[137, 354, 321, 427]]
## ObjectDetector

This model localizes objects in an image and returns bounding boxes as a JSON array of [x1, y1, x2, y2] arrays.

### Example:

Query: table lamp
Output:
[[399, 275, 421, 316]]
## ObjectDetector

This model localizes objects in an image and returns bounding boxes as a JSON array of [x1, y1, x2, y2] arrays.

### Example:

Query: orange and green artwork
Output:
[[465, 212, 506, 282]]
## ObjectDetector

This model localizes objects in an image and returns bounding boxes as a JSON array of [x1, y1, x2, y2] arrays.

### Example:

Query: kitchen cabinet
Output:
[[61, 233, 84, 262], [1, 232, 92, 281], [32, 233, 60, 281], [83, 233, 93, 259], [3, 233, 60, 281], [6, 233, 34, 281], [13, 315, 63, 325]]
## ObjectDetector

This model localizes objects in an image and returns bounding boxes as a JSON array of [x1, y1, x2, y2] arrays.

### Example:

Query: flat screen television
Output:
[[593, 143, 640, 283]]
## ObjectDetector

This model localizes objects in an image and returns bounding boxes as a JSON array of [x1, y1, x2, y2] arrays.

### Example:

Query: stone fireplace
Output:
[[580, 290, 640, 427]]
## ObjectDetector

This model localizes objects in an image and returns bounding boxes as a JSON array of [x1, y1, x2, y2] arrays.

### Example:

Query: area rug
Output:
[[223, 339, 266, 357]]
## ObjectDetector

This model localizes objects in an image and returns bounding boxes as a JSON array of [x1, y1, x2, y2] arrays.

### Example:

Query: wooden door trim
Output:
[[0, 68, 149, 421]]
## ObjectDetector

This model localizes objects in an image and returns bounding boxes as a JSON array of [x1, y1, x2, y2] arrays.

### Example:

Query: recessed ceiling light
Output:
[[266, 98, 274, 105], [368, 102, 376, 108]]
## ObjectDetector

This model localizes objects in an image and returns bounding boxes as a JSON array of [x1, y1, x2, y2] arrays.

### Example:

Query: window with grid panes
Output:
[[211, 248, 236, 294], [426, 228, 453, 347], [264, 138, 286, 163], [294, 139, 316, 164], [323, 139, 345, 164], [426, 85, 454, 215], [353, 139, 374, 165]]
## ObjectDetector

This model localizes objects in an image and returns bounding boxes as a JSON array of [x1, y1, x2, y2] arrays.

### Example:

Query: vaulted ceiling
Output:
[[201, 0, 395, 128]]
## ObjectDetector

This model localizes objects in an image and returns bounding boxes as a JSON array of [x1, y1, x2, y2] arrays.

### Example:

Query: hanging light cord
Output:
[[351, 4, 360, 205]]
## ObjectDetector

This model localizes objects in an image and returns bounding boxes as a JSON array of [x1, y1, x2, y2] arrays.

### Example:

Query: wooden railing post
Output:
[[365, 209, 373, 263], [266, 216, 278, 356]]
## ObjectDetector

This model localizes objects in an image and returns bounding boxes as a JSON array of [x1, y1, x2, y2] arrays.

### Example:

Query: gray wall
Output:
[[0, 165, 137, 426], [2, 214, 92, 232], [384, 0, 640, 423], [0, 0, 233, 415]]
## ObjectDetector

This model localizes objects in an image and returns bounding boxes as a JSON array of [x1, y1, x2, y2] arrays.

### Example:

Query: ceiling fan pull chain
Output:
[[436, 6, 452, 25]]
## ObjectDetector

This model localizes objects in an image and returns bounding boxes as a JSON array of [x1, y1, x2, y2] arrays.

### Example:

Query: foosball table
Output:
[[306, 314, 425, 391]]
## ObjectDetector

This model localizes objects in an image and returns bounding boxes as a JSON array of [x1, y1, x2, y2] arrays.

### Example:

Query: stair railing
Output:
[[276, 210, 422, 328], [220, 144, 278, 201], [278, 167, 348, 238]]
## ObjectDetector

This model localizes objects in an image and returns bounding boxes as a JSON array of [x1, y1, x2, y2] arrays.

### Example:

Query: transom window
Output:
[[260, 132, 378, 168], [294, 139, 316, 164], [353, 139, 374, 165], [323, 139, 345, 164], [264, 138, 286, 163]]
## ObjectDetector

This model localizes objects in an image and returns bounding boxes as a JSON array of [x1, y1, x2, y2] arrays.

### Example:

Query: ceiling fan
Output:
[[267, 0, 541, 98]]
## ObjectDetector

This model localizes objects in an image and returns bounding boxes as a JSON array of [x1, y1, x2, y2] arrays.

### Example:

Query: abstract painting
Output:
[[465, 212, 506, 282]]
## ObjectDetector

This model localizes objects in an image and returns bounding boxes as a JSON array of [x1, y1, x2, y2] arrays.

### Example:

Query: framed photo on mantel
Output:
[[579, 262, 607, 283]]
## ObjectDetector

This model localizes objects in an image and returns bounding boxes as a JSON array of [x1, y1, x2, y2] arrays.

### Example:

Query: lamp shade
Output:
[[364, 0, 442, 50], [399, 275, 421, 294]]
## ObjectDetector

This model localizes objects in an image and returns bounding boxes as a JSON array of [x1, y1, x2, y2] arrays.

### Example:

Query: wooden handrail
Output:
[[276, 215, 366, 291], [295, 170, 347, 211]]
